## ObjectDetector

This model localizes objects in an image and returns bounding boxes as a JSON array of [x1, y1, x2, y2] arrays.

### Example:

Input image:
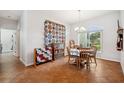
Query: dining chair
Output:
[[79, 52, 90, 69], [69, 40, 75, 48], [89, 46, 97, 65], [69, 40, 80, 49], [75, 45, 80, 49], [66, 47, 80, 67]]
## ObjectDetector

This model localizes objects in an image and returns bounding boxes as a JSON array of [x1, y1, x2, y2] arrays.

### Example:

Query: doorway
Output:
[[0, 28, 16, 55]]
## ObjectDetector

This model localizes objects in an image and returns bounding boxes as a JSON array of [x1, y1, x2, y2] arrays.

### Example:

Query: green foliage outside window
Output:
[[79, 31, 101, 51], [90, 32, 101, 51]]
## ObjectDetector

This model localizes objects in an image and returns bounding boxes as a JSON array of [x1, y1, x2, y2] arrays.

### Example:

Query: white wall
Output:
[[0, 17, 17, 30], [65, 24, 71, 55], [70, 11, 121, 62], [20, 10, 70, 66], [20, 10, 122, 66], [19, 11, 28, 66], [120, 11, 124, 73], [14, 30, 20, 57]]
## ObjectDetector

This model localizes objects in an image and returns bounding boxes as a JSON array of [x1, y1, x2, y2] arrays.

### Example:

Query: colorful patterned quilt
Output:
[[44, 20, 66, 45], [36, 47, 52, 64]]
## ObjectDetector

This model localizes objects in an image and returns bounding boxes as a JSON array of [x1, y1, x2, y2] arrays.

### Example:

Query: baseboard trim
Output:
[[25, 62, 34, 67], [97, 57, 120, 63], [65, 55, 120, 62], [19, 57, 34, 67], [19, 58, 27, 66]]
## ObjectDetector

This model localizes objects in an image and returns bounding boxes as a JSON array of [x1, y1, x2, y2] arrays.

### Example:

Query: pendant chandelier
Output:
[[75, 10, 86, 33]]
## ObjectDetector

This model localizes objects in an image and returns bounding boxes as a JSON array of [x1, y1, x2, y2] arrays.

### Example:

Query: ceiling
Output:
[[0, 10, 118, 24], [44, 10, 118, 24], [0, 10, 22, 20]]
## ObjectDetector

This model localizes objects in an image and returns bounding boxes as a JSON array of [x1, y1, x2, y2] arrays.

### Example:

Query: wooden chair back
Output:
[[66, 47, 70, 57], [80, 52, 89, 62], [91, 46, 97, 56], [69, 40, 75, 48]]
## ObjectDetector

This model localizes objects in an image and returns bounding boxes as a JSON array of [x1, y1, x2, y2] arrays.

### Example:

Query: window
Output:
[[77, 26, 102, 51], [88, 31, 101, 51]]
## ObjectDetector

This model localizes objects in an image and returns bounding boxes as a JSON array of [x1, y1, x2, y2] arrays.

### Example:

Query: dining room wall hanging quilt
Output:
[[44, 20, 66, 46]]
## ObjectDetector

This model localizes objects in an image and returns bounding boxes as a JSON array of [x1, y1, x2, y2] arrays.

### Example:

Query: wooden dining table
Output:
[[70, 48, 94, 68], [70, 48, 94, 55], [79, 48, 94, 54]]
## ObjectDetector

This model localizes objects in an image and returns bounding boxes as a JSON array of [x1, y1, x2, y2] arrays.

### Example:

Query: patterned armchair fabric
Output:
[[35, 47, 52, 65]]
